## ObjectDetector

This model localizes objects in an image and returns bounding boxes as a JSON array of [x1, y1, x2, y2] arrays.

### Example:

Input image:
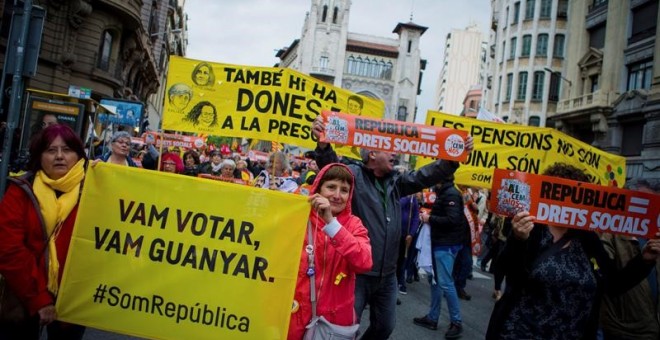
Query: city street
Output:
[[81, 267, 496, 340]]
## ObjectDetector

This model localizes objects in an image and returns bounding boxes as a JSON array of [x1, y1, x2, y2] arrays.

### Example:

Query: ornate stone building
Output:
[[0, 0, 186, 149], [552, 0, 659, 183], [275, 0, 427, 124], [485, 0, 569, 127]]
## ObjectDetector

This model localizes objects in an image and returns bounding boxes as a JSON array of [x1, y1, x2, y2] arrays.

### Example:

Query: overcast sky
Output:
[[183, 0, 490, 123]]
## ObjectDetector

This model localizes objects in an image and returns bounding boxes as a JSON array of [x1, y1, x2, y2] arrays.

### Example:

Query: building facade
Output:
[[0, 0, 186, 151], [485, 0, 569, 127], [462, 85, 483, 117], [552, 0, 659, 183], [276, 0, 427, 124], [434, 24, 488, 115]]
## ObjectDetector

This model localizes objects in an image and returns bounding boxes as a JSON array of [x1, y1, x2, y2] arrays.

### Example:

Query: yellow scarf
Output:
[[33, 159, 85, 295]]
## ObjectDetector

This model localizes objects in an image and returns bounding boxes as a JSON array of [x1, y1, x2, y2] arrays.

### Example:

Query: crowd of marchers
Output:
[[0, 116, 659, 340]]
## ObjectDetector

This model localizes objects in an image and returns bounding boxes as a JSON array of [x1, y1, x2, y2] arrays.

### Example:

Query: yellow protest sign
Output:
[[56, 163, 310, 340], [162, 56, 384, 157], [417, 111, 626, 189]]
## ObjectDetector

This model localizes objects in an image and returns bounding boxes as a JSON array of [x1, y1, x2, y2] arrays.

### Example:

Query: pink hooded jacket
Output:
[[287, 163, 373, 340]]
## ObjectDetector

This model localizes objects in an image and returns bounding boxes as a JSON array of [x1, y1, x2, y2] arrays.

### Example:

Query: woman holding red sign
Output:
[[486, 163, 660, 340], [287, 163, 372, 340]]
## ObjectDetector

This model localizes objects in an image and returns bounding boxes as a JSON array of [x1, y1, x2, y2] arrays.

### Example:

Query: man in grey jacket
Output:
[[312, 116, 473, 339]]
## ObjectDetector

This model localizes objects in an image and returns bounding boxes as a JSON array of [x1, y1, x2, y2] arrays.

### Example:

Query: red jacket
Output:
[[0, 175, 78, 315], [287, 163, 372, 340]]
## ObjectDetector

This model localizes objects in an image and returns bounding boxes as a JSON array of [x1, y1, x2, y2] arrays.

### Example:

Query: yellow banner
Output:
[[162, 56, 384, 158], [417, 111, 627, 189], [57, 163, 309, 340]]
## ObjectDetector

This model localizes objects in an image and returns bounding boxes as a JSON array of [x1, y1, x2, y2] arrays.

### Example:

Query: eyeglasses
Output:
[[163, 162, 176, 166]]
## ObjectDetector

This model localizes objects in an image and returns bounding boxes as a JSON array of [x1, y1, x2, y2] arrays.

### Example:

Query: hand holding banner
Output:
[[490, 169, 660, 238], [57, 163, 310, 339], [320, 111, 468, 162]]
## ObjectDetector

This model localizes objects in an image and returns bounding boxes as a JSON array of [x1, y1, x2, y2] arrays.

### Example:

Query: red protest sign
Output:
[[143, 132, 206, 149], [490, 169, 660, 238], [320, 111, 468, 161]]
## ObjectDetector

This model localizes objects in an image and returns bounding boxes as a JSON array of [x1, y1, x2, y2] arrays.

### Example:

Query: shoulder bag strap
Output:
[[306, 222, 317, 319]]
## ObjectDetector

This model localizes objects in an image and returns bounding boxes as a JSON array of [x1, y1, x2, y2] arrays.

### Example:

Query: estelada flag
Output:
[[320, 111, 468, 162], [490, 169, 660, 238]]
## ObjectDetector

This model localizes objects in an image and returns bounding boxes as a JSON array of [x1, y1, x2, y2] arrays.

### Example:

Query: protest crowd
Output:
[[0, 115, 658, 340], [0, 60, 659, 340]]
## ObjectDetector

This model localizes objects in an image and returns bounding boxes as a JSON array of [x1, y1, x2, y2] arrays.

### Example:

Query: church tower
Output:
[[296, 0, 351, 86]]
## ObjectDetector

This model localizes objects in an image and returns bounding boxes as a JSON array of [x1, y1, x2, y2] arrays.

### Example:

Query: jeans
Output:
[[355, 273, 398, 339], [453, 244, 473, 290], [426, 245, 463, 324]]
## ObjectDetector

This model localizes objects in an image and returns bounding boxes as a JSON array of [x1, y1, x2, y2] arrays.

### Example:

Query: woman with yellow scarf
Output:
[[0, 124, 87, 339]]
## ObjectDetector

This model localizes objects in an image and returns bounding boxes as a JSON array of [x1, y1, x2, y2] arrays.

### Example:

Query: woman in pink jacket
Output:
[[288, 163, 373, 340]]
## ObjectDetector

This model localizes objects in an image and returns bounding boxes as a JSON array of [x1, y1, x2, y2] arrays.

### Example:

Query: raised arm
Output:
[[312, 115, 339, 169]]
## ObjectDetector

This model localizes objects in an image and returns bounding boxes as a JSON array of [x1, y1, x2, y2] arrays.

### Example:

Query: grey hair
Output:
[[111, 131, 132, 143], [221, 159, 236, 170], [266, 151, 292, 174], [359, 148, 371, 163]]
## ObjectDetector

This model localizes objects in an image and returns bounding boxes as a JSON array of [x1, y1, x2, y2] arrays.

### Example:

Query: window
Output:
[[590, 74, 599, 93], [97, 30, 114, 71], [498, 76, 503, 101], [347, 56, 356, 74], [620, 122, 644, 156], [553, 34, 565, 57], [407, 40, 412, 53], [540, 0, 552, 18], [148, 1, 158, 36], [382, 61, 393, 79], [548, 72, 560, 101], [627, 59, 653, 91], [528, 116, 541, 126], [501, 41, 506, 62], [503, 116, 509, 122], [510, 37, 517, 59], [525, 0, 535, 20], [506, 73, 513, 101], [593, 0, 607, 7], [332, 6, 338, 24], [513, 2, 520, 24], [557, 0, 568, 17], [522, 35, 532, 57], [518, 72, 528, 100], [322, 5, 327, 22], [532, 71, 545, 100], [320, 56, 329, 69], [630, 0, 658, 43], [589, 24, 606, 49], [370, 58, 379, 78], [537, 34, 548, 56]]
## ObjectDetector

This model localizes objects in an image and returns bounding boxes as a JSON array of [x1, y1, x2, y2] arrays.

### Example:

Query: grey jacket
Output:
[[315, 145, 459, 277]]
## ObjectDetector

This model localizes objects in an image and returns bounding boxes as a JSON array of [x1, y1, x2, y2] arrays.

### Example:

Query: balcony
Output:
[[628, 28, 656, 45], [97, 0, 141, 29], [491, 11, 499, 30], [310, 66, 335, 77], [556, 91, 616, 114], [586, 1, 608, 28]]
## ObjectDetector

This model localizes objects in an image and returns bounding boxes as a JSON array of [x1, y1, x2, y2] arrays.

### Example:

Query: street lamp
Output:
[[543, 67, 572, 87]]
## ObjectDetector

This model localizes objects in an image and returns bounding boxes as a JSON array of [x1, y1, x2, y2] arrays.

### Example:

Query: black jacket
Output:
[[428, 182, 468, 247]]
